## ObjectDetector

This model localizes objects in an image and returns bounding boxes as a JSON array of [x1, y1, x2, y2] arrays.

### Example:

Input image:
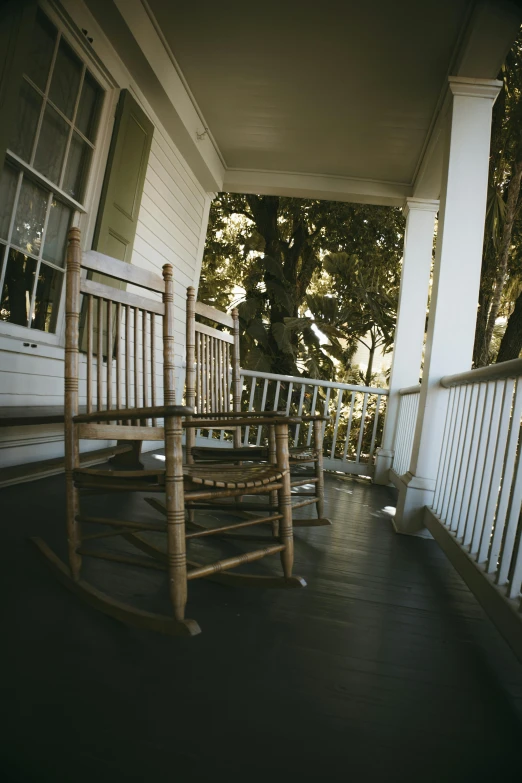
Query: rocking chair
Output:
[[32, 228, 305, 638], [184, 286, 330, 527]]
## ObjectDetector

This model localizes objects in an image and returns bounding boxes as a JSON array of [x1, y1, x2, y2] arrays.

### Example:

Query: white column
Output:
[[394, 76, 502, 533], [374, 198, 438, 484]]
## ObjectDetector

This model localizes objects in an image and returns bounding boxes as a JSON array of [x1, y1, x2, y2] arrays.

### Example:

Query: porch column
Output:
[[394, 76, 501, 534], [374, 198, 438, 484]]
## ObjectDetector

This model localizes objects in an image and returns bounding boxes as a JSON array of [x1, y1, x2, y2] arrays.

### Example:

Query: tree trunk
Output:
[[364, 332, 376, 387], [483, 135, 522, 354], [496, 289, 522, 362]]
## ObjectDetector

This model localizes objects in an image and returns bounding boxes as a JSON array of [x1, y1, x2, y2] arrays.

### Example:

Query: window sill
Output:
[[0, 324, 65, 360]]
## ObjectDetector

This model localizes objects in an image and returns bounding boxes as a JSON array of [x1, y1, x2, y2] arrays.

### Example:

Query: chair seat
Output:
[[290, 446, 317, 461], [185, 463, 285, 489], [190, 445, 269, 462], [74, 463, 285, 491]]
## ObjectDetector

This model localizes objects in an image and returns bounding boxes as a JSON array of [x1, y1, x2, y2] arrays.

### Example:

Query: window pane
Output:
[[34, 104, 69, 184], [0, 249, 37, 326], [31, 263, 63, 332], [11, 177, 48, 257], [43, 200, 71, 267], [76, 72, 102, 141], [63, 133, 91, 200], [25, 10, 57, 91], [9, 81, 42, 162], [0, 164, 19, 241], [49, 39, 82, 120]]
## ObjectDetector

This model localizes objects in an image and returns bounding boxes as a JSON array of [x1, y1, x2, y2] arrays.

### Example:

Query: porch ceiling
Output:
[[147, 0, 470, 186], [84, 0, 522, 203]]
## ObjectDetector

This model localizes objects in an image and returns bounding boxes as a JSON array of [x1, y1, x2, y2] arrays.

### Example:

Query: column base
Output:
[[373, 448, 394, 485], [394, 472, 435, 535]]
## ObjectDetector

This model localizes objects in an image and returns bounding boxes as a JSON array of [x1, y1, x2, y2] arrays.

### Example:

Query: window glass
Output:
[[11, 178, 48, 257], [0, 250, 37, 326], [25, 10, 57, 91], [49, 39, 82, 119], [0, 165, 19, 242], [42, 200, 71, 267], [34, 104, 69, 185], [31, 263, 63, 332], [10, 81, 42, 162], [64, 133, 91, 200], [76, 73, 102, 141], [1, 10, 104, 334]]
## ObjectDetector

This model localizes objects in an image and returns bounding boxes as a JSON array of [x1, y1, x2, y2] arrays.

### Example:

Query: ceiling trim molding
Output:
[[113, 0, 225, 191], [223, 169, 412, 208]]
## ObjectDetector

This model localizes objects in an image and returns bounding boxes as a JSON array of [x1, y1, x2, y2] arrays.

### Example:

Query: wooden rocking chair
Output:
[[184, 286, 330, 527], [32, 228, 305, 638]]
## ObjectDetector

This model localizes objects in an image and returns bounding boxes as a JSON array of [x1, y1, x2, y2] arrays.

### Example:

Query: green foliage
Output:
[[199, 193, 404, 381]]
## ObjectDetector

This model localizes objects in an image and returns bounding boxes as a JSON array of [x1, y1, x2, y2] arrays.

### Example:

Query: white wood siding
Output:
[[0, 114, 210, 468]]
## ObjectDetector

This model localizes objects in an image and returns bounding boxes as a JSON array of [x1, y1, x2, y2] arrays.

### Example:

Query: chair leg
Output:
[[269, 426, 279, 537], [313, 418, 326, 519], [165, 415, 188, 623], [275, 422, 294, 578], [65, 467, 82, 580]]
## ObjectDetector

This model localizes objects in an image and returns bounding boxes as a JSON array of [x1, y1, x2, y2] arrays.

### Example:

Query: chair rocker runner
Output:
[[184, 286, 330, 527], [32, 228, 305, 638]]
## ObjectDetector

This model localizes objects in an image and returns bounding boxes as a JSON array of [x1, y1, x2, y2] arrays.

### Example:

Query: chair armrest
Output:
[[74, 405, 194, 423], [190, 410, 287, 419], [183, 415, 301, 428], [299, 414, 329, 422]]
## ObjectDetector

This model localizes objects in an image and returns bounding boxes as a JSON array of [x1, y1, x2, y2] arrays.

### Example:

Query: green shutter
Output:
[[81, 90, 153, 353], [0, 0, 38, 166], [92, 89, 154, 263]]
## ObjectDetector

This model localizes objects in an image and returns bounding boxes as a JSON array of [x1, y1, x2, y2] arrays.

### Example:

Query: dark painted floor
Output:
[[1, 462, 522, 783]]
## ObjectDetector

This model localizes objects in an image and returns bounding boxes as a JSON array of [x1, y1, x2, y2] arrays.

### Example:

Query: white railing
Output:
[[429, 358, 522, 622], [392, 385, 420, 477], [238, 369, 388, 475], [193, 369, 389, 474]]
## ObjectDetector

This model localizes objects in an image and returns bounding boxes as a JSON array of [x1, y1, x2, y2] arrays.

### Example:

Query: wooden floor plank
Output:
[[1, 458, 521, 783]]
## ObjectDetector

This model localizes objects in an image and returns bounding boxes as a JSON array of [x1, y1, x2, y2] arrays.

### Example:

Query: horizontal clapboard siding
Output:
[[0, 119, 209, 467]]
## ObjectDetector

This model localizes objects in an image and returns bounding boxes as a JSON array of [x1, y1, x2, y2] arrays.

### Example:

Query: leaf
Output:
[[246, 317, 270, 348]]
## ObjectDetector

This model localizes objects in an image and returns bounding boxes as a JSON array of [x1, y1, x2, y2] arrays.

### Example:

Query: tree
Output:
[[199, 193, 404, 379], [474, 30, 522, 365]]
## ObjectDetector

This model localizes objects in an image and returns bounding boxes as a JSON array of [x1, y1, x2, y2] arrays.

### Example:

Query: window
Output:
[[0, 8, 103, 333]]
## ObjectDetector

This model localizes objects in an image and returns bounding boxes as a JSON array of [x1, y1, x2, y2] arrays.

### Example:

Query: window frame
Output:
[[0, 0, 119, 349]]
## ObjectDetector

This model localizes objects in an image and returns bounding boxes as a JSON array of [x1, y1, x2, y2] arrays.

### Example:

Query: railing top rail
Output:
[[239, 368, 389, 396], [399, 384, 421, 396], [441, 358, 522, 388]]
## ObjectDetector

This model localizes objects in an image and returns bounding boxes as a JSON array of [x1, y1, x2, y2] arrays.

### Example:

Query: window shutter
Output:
[[0, 0, 38, 166], [92, 89, 154, 263]]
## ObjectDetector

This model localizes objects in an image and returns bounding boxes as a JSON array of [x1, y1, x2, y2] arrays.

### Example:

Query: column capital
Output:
[[448, 76, 502, 100], [403, 197, 440, 218]]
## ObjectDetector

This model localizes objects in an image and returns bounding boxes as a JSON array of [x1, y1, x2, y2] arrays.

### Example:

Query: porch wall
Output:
[[0, 11, 211, 468]]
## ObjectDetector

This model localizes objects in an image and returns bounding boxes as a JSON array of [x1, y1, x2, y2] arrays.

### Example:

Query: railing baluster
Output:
[[134, 307, 140, 417], [244, 375, 257, 446], [294, 384, 306, 447], [86, 294, 93, 414], [285, 382, 294, 416], [455, 384, 481, 540], [97, 297, 103, 411], [330, 388, 343, 459], [435, 387, 457, 516], [497, 441, 522, 588], [106, 299, 112, 413], [321, 387, 331, 443], [150, 312, 156, 425], [368, 393, 381, 463], [256, 378, 269, 446], [470, 383, 500, 556], [342, 391, 354, 461], [440, 386, 465, 522], [447, 384, 473, 531], [307, 385, 318, 446], [273, 380, 281, 412], [142, 309, 149, 425], [487, 379, 522, 573], [355, 392, 368, 463], [116, 302, 122, 413], [478, 379, 514, 564]]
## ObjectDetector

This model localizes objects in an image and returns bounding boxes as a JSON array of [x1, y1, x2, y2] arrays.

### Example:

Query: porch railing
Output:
[[238, 370, 388, 475], [427, 359, 522, 635], [193, 368, 389, 475], [392, 384, 420, 476]]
